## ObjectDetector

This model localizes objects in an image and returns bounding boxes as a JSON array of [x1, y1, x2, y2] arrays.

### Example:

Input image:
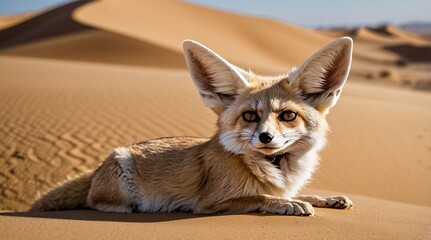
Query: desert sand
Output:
[[0, 0, 430, 239], [1, 191, 430, 239]]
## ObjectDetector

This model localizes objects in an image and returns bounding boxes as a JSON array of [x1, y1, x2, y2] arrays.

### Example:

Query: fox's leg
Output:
[[194, 195, 315, 216], [295, 195, 353, 209], [87, 148, 141, 213]]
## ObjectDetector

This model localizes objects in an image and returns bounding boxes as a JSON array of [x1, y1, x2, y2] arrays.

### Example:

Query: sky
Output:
[[0, 0, 71, 15], [1, 0, 430, 28]]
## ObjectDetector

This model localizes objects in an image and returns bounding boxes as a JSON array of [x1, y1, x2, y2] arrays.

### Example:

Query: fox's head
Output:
[[183, 38, 352, 158]]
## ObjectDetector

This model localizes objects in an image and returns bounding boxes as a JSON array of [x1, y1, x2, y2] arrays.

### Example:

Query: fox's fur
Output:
[[31, 37, 354, 216]]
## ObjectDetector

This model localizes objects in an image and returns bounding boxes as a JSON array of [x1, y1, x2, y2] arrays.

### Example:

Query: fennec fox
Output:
[[32, 37, 354, 216]]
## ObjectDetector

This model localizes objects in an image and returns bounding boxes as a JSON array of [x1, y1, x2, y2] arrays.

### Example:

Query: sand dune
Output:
[[319, 25, 431, 89], [0, 0, 186, 69], [0, 0, 92, 50], [74, 0, 332, 73], [0, 0, 430, 239], [351, 27, 400, 43], [0, 29, 186, 68], [337, 26, 430, 63], [372, 25, 430, 45], [320, 25, 429, 45], [1, 0, 333, 74]]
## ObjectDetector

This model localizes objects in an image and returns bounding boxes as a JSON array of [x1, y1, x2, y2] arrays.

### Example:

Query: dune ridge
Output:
[[0, 12, 41, 30], [0, 0, 93, 50], [0, 29, 186, 68]]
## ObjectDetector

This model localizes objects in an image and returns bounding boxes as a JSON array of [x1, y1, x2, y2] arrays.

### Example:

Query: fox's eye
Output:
[[279, 110, 297, 122], [242, 111, 260, 122]]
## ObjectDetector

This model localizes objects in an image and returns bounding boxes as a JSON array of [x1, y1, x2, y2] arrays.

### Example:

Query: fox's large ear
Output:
[[183, 40, 250, 114], [288, 37, 353, 115]]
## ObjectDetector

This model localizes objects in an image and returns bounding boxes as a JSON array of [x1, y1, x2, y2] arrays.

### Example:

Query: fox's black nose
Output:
[[259, 132, 273, 144]]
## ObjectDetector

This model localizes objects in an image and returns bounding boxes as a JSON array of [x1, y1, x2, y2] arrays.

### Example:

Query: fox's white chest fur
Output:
[[32, 37, 354, 216]]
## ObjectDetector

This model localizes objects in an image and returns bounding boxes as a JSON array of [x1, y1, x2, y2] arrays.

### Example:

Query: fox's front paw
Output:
[[316, 195, 354, 209], [266, 200, 315, 216], [323, 196, 354, 209], [296, 195, 354, 209]]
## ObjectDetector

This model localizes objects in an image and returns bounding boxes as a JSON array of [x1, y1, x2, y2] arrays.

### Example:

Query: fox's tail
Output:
[[30, 171, 94, 211]]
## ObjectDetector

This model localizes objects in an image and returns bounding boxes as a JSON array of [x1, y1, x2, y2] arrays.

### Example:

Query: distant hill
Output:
[[399, 21, 431, 40]]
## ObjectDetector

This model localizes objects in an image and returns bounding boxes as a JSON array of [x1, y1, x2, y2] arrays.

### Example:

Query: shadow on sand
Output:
[[384, 44, 431, 63], [0, 210, 216, 223]]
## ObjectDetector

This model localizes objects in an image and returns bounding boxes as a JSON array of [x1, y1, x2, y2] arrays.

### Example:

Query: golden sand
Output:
[[0, 0, 430, 239]]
